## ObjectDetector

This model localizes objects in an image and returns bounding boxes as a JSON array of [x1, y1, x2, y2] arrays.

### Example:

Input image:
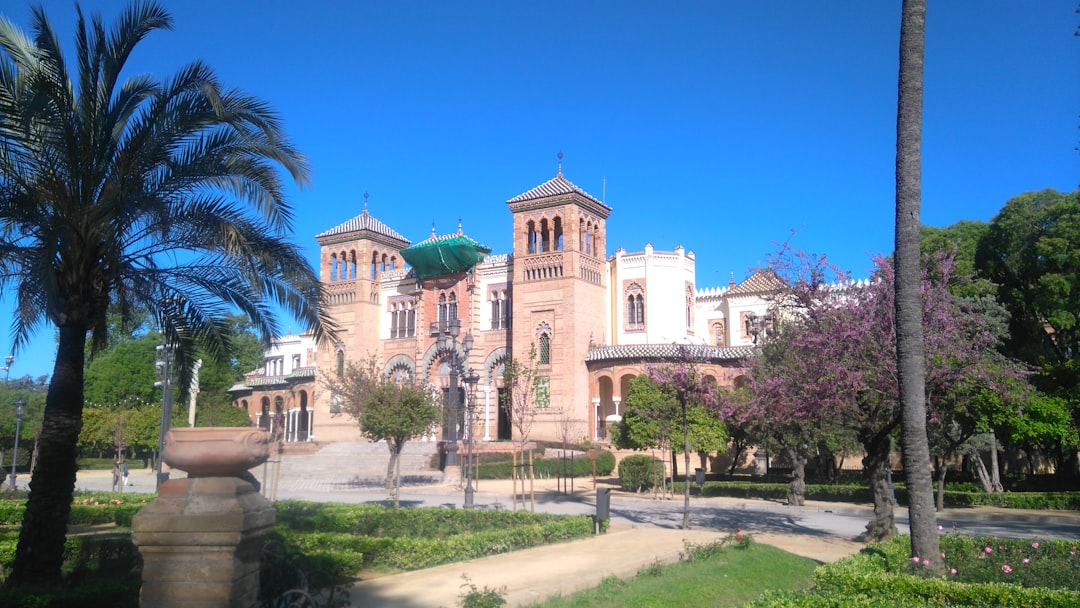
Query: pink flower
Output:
[[950, 568, 957, 575], [1032, 542, 1039, 550], [1022, 559, 1030, 564], [937, 525, 943, 532], [912, 557, 920, 564], [985, 547, 993, 554], [941, 552, 946, 559], [1002, 565, 1012, 574]]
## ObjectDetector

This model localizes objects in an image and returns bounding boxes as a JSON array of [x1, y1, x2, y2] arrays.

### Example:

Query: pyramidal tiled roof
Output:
[[726, 268, 786, 297], [316, 208, 409, 243], [507, 173, 608, 208]]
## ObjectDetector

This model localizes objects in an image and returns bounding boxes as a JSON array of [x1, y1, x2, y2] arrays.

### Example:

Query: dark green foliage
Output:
[[673, 481, 1080, 510], [805, 535, 1080, 607], [272, 501, 594, 573], [618, 454, 666, 492], [474, 449, 615, 479]]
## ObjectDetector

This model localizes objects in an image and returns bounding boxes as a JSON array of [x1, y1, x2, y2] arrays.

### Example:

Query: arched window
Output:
[[625, 283, 645, 330], [713, 321, 726, 347], [438, 293, 448, 325], [448, 293, 458, 321], [553, 216, 563, 251], [539, 333, 551, 365], [526, 220, 537, 254], [336, 350, 345, 378]]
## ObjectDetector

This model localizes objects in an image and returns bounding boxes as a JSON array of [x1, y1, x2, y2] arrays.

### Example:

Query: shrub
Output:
[[798, 535, 1080, 608], [617, 454, 665, 492], [474, 449, 615, 479]]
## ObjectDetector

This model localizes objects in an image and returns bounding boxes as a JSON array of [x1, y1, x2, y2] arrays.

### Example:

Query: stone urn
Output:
[[133, 427, 275, 608], [162, 426, 271, 477]]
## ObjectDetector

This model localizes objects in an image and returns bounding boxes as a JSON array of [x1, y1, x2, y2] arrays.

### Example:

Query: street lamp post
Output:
[[748, 312, 773, 346], [462, 368, 481, 509], [154, 342, 176, 489], [436, 319, 473, 484], [9, 398, 25, 490]]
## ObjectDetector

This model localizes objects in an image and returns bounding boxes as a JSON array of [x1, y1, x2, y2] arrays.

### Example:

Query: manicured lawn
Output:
[[529, 541, 820, 608]]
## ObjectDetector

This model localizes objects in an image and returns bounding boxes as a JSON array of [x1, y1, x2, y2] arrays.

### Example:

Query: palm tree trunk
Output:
[[9, 325, 87, 588], [895, 0, 939, 571]]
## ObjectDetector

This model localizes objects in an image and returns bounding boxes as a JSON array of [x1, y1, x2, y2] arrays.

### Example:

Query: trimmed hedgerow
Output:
[[474, 449, 616, 479], [798, 535, 1080, 608], [669, 480, 1080, 511], [0, 493, 153, 527], [272, 503, 595, 573]]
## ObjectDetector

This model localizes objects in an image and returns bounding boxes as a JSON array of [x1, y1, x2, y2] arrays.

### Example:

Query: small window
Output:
[[539, 333, 551, 365]]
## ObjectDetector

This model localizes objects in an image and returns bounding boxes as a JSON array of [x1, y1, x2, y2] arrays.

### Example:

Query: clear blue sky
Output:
[[3, 0, 1077, 380]]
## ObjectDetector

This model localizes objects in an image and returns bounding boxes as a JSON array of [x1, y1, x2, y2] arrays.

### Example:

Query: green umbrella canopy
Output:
[[401, 229, 492, 280]]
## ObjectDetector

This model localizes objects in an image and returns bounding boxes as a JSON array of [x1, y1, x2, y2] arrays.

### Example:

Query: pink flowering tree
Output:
[[748, 248, 1025, 544]]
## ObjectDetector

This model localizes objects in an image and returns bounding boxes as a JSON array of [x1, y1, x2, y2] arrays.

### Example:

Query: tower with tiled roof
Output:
[[314, 195, 411, 378], [506, 155, 611, 424]]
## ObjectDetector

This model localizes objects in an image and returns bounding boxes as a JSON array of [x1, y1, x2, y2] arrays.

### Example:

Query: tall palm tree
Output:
[[0, 2, 334, 587], [894, 0, 940, 570]]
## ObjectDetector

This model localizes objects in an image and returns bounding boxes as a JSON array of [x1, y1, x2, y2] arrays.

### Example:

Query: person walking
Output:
[[122, 462, 130, 486], [111, 462, 121, 492]]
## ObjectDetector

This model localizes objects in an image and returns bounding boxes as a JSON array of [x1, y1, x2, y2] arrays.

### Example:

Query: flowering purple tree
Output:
[[749, 250, 1023, 544]]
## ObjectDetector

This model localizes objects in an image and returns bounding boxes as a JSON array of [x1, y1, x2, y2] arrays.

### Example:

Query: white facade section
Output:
[[262, 332, 316, 377]]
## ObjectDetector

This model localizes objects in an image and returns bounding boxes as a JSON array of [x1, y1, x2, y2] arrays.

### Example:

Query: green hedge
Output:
[[670, 480, 1080, 511], [750, 535, 1080, 608], [618, 454, 666, 493], [474, 449, 615, 479], [273, 502, 595, 573], [0, 493, 153, 527]]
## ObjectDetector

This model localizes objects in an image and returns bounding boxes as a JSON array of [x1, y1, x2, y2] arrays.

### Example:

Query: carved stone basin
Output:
[[162, 427, 271, 477]]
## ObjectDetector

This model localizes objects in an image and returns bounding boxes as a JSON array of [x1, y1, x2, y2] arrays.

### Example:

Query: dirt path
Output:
[[753, 532, 865, 563]]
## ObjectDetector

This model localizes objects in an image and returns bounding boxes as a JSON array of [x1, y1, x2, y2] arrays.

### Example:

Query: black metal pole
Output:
[[445, 353, 459, 472], [9, 402, 24, 490], [464, 399, 475, 508]]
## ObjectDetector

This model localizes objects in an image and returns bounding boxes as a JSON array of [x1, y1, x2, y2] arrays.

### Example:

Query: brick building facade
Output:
[[230, 169, 779, 444]]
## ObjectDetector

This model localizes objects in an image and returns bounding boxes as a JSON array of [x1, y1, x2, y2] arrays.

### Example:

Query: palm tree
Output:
[[0, 2, 335, 587], [894, 0, 940, 570]]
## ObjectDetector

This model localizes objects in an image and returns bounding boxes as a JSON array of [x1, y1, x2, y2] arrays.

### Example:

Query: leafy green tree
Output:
[[84, 334, 159, 407], [329, 356, 440, 508], [0, 3, 333, 587], [614, 374, 727, 473], [975, 188, 1080, 478], [645, 348, 724, 530]]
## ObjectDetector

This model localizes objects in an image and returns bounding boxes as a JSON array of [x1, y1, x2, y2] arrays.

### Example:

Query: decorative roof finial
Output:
[[457, 218, 463, 234], [557, 150, 563, 177], [431, 222, 436, 237], [363, 190, 369, 212]]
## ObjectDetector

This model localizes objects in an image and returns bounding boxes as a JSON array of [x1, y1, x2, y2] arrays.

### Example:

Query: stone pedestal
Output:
[[132, 427, 274, 608], [132, 476, 275, 607]]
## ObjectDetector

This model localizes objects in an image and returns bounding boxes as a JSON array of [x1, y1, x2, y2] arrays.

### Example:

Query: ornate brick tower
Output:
[[506, 159, 611, 436], [314, 199, 410, 439]]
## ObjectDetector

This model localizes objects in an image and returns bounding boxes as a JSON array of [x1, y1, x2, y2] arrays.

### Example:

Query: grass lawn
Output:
[[528, 541, 820, 608]]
